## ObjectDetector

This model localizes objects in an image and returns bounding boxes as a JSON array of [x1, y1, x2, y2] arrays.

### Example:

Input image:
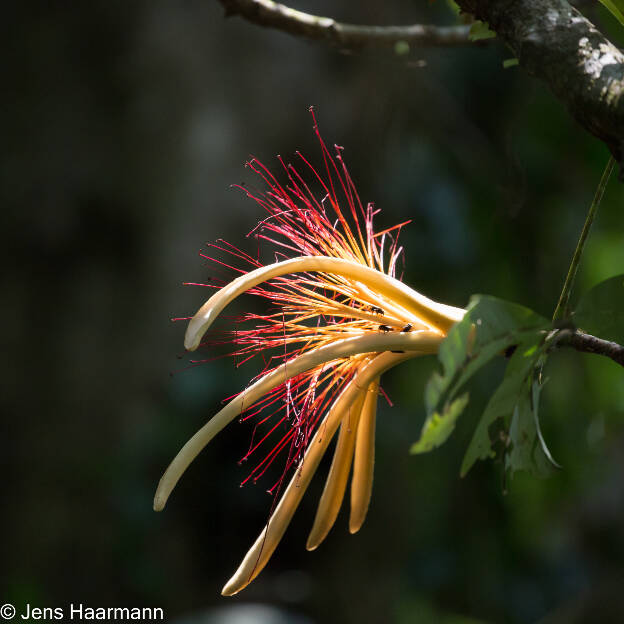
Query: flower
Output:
[[154, 110, 465, 595]]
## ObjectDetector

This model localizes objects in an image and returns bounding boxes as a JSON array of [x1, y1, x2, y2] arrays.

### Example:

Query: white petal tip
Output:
[[153, 489, 168, 512], [221, 580, 241, 596], [183, 334, 200, 352], [185, 308, 218, 351]]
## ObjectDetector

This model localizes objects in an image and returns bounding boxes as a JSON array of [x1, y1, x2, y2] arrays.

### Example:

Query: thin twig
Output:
[[217, 0, 475, 49], [552, 157, 615, 322], [554, 330, 624, 368]]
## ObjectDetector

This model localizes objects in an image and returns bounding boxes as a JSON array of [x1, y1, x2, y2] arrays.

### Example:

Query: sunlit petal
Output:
[[155, 331, 442, 511], [306, 388, 367, 551], [221, 351, 416, 596], [349, 378, 379, 533], [185, 255, 465, 350]]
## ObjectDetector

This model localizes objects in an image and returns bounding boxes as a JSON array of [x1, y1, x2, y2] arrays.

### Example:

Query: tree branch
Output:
[[454, 0, 624, 173], [219, 0, 624, 172], [555, 330, 624, 367], [217, 0, 473, 49]]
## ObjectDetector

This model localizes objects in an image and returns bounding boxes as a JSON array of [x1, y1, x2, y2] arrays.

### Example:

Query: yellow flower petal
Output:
[[154, 331, 442, 512], [184, 256, 465, 350], [305, 388, 367, 551], [349, 378, 379, 533], [221, 351, 417, 596]]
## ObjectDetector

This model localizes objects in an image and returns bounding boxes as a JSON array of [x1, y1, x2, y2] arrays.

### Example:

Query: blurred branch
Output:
[[454, 0, 624, 173], [217, 0, 474, 49], [555, 330, 624, 367]]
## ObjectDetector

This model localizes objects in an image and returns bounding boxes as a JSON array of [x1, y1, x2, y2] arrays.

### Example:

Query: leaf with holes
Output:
[[459, 334, 546, 477]]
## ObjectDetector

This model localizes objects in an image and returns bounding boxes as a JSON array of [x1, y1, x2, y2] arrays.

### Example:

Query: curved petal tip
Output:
[[221, 579, 242, 597], [305, 539, 319, 552], [183, 323, 202, 352]]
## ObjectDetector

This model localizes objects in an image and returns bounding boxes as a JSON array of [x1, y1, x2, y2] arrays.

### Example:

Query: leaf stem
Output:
[[552, 157, 615, 322]]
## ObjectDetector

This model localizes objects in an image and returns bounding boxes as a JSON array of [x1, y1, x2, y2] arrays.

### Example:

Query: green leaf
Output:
[[573, 274, 624, 344], [505, 375, 557, 477], [502, 58, 519, 69], [531, 377, 560, 471], [411, 394, 469, 454], [445, 0, 460, 16], [469, 20, 496, 41], [598, 0, 624, 26], [466, 295, 548, 342], [415, 294, 559, 478], [416, 295, 550, 460], [460, 336, 546, 476], [426, 295, 549, 415]]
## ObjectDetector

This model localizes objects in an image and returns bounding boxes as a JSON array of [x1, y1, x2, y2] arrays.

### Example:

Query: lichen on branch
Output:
[[454, 0, 624, 172]]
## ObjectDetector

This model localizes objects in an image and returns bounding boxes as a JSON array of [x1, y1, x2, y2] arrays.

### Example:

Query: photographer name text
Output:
[[2, 603, 164, 621]]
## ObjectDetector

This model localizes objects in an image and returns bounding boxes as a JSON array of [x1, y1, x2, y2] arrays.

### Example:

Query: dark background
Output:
[[3, 2, 624, 623]]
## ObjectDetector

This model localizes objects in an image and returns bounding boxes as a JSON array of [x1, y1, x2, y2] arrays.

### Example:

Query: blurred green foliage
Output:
[[574, 275, 624, 345], [2, 2, 624, 623], [598, 0, 624, 26]]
